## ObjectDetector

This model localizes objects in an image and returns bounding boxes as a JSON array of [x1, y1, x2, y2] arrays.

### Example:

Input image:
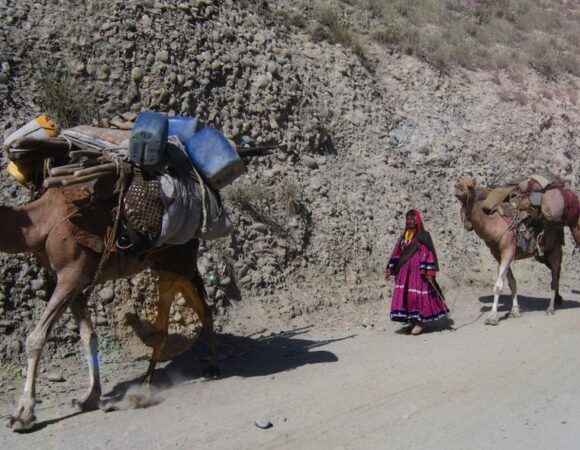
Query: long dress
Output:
[[387, 227, 449, 323]]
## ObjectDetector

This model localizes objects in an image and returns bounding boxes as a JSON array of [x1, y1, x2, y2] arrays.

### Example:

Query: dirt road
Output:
[[2, 286, 580, 449]]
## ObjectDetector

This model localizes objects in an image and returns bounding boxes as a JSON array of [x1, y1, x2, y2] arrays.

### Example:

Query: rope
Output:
[[82, 166, 127, 298], [45, 204, 91, 239]]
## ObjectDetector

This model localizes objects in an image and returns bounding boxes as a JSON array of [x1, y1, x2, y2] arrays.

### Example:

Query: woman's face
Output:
[[406, 213, 417, 229]]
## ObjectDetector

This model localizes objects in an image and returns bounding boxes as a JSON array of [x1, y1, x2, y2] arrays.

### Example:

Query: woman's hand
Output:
[[385, 268, 392, 280]]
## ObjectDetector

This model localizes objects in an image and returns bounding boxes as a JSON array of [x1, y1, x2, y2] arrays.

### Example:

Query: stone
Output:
[[254, 418, 272, 429], [300, 155, 318, 169], [157, 50, 170, 63], [99, 286, 115, 304], [131, 67, 144, 82], [47, 373, 65, 382]]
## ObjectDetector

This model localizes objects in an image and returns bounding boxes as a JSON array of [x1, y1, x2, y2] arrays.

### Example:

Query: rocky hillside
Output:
[[0, 0, 578, 367]]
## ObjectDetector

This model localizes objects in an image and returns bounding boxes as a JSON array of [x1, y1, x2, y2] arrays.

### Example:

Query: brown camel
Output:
[[0, 186, 219, 431], [455, 178, 563, 326]]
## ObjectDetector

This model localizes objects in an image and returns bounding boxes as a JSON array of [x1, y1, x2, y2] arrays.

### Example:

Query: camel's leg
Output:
[[486, 258, 511, 326], [141, 272, 177, 385], [507, 268, 521, 318], [571, 223, 580, 249], [8, 274, 82, 431], [70, 294, 101, 410], [546, 245, 563, 316], [183, 272, 220, 377]]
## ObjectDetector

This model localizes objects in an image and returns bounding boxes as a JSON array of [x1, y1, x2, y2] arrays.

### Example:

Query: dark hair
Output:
[[405, 210, 416, 218]]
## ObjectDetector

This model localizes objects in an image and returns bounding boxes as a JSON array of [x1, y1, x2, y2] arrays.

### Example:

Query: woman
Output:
[[385, 209, 449, 335]]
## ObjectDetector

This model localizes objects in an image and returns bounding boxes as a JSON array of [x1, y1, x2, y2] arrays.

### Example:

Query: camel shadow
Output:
[[103, 326, 346, 402], [478, 294, 580, 320], [21, 410, 86, 433]]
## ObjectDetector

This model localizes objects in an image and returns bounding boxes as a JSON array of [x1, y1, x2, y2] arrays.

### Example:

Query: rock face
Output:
[[0, 1, 578, 365]]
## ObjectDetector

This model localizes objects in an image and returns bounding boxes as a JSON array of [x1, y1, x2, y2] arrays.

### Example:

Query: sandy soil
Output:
[[1, 281, 580, 450]]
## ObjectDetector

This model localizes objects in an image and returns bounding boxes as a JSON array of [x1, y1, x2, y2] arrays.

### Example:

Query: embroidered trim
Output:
[[390, 309, 449, 322]]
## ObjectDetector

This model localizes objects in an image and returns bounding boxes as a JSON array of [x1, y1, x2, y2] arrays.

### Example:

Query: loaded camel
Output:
[[455, 178, 563, 325], [0, 186, 219, 431]]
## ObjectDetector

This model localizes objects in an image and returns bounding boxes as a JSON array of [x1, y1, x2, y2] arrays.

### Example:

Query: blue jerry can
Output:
[[185, 127, 245, 190], [129, 111, 168, 166]]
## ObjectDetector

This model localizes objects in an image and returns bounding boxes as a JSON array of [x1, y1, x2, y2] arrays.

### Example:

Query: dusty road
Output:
[[2, 287, 580, 449]]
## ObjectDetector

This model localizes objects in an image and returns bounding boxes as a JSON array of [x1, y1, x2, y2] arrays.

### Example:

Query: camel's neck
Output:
[[0, 196, 54, 254], [463, 198, 505, 244]]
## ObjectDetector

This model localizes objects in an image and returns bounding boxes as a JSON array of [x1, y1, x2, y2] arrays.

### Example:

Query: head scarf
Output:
[[395, 208, 439, 271], [405, 208, 424, 233]]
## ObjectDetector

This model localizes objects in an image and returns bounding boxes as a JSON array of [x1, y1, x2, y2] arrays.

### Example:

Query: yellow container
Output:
[[3, 115, 57, 148], [7, 161, 33, 186]]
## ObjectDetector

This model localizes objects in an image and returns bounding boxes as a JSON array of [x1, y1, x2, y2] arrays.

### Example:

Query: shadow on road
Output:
[[478, 294, 580, 322], [103, 326, 349, 402]]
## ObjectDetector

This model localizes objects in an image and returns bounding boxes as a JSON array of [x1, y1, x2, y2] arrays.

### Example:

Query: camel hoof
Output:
[[203, 364, 221, 379], [6, 414, 37, 432], [546, 309, 555, 316], [485, 316, 499, 326], [509, 308, 521, 318], [72, 395, 101, 411]]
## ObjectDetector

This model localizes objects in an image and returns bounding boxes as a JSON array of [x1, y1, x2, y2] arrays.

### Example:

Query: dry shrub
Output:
[[37, 70, 97, 129], [362, 0, 579, 76], [278, 181, 301, 216], [528, 37, 562, 79], [497, 87, 527, 105], [312, 3, 371, 70], [513, 90, 528, 106], [507, 65, 525, 84], [279, 10, 307, 29], [498, 87, 513, 102], [367, 0, 385, 18], [225, 184, 273, 212], [564, 85, 578, 105], [490, 49, 517, 70], [538, 86, 554, 100]]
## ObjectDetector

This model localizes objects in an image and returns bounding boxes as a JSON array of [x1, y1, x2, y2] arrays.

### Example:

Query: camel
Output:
[[0, 186, 219, 431], [454, 178, 563, 326]]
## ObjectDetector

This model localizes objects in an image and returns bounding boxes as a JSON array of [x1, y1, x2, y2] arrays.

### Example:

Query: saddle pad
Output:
[[63, 126, 131, 145], [481, 186, 516, 213], [562, 189, 579, 227], [61, 185, 116, 253]]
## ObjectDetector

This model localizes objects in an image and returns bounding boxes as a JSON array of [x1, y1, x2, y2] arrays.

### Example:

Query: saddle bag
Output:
[[122, 170, 164, 246]]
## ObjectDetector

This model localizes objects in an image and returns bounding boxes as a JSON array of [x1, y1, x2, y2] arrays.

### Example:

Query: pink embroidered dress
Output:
[[386, 209, 449, 322]]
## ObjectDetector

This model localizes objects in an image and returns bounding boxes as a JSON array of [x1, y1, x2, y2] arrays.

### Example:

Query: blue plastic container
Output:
[[168, 116, 198, 143], [129, 111, 168, 166], [185, 127, 245, 190]]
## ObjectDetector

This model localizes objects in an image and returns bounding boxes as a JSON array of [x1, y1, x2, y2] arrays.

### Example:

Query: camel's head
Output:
[[454, 177, 477, 205]]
